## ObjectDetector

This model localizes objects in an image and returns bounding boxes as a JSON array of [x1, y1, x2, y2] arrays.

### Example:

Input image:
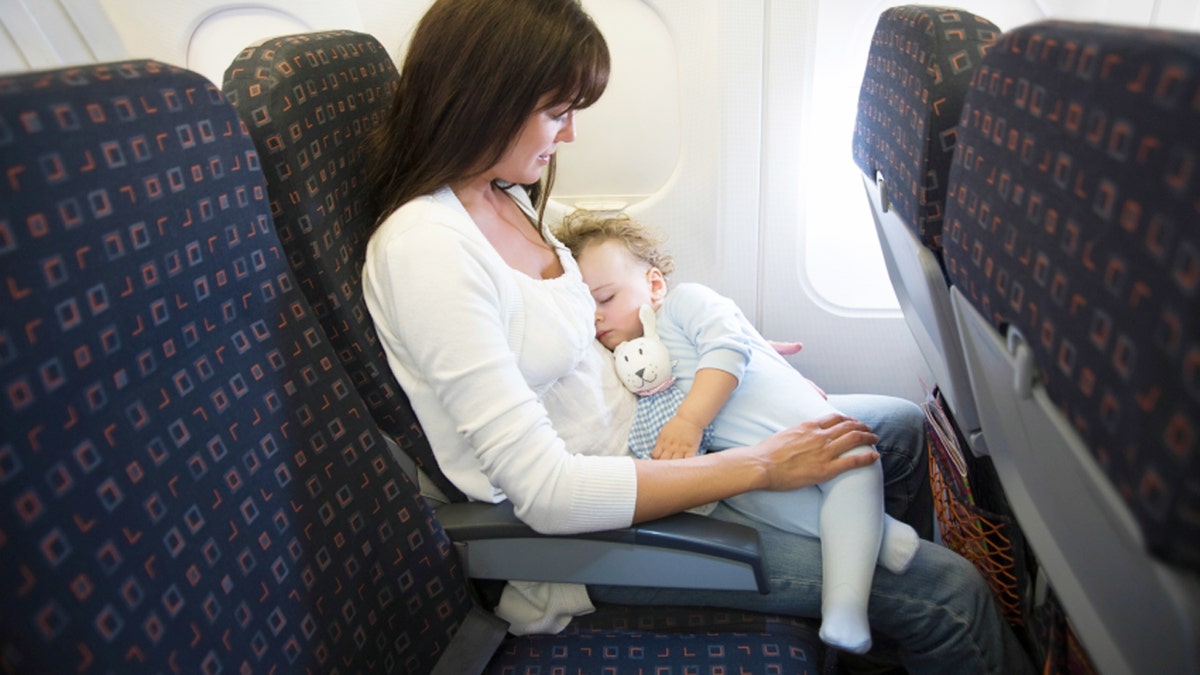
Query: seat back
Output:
[[943, 21, 1200, 673], [0, 60, 474, 673], [852, 6, 1000, 452], [221, 30, 466, 502]]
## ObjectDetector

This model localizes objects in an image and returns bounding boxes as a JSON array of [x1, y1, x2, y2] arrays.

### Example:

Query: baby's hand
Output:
[[653, 416, 704, 460], [768, 340, 803, 356]]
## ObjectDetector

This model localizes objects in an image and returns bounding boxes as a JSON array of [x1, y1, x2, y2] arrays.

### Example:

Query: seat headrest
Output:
[[853, 6, 1001, 251]]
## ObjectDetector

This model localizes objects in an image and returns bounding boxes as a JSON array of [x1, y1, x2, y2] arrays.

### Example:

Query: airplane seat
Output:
[[943, 20, 1200, 674], [852, 5, 1002, 456], [0, 58, 482, 673], [0, 59, 828, 673], [220, 30, 467, 503], [219, 30, 776, 600]]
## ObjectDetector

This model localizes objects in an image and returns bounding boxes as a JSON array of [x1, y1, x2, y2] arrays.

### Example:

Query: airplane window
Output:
[[801, 0, 1045, 312], [186, 8, 311, 85], [96, 1, 360, 87], [375, 0, 676, 212], [553, 0, 679, 209]]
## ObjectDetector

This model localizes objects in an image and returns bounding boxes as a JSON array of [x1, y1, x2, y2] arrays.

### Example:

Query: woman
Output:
[[362, 1, 1031, 672]]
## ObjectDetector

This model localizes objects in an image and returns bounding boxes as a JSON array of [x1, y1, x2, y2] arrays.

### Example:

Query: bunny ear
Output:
[[638, 304, 658, 339]]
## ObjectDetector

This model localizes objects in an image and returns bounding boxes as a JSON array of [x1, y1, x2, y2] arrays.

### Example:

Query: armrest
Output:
[[433, 501, 768, 593]]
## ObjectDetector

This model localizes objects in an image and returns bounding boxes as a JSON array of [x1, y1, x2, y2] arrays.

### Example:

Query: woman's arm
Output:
[[633, 413, 880, 522], [367, 204, 878, 534], [366, 204, 638, 534]]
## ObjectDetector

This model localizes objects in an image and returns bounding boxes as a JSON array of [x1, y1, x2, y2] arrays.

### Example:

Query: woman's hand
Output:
[[631, 412, 878, 523], [752, 413, 879, 491]]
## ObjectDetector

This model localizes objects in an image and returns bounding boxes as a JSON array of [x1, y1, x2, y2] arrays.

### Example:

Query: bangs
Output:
[[549, 26, 610, 111]]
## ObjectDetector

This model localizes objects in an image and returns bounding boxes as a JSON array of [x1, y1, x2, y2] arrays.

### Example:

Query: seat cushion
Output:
[[488, 607, 825, 673], [853, 5, 1001, 252]]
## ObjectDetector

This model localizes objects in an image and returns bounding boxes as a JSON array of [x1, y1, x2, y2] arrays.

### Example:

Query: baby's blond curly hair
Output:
[[556, 211, 676, 276]]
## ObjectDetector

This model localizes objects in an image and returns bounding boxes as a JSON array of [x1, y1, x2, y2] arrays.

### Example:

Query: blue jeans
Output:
[[590, 395, 1034, 675]]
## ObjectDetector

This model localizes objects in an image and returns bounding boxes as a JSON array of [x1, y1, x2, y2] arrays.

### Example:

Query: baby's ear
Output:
[[638, 304, 658, 339], [648, 266, 667, 303]]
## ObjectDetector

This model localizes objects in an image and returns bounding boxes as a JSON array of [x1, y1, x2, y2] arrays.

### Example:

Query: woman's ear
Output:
[[647, 266, 667, 303]]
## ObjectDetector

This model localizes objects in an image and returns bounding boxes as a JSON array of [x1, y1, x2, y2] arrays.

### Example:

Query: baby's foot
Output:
[[819, 593, 872, 654], [877, 515, 920, 573]]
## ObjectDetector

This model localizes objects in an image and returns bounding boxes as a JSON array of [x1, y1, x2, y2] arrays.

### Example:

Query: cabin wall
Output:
[[1, 0, 1195, 401]]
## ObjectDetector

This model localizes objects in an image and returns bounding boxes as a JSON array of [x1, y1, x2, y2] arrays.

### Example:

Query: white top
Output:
[[363, 186, 638, 535]]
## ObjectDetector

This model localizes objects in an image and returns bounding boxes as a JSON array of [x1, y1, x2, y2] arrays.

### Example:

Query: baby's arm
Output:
[[653, 368, 737, 459]]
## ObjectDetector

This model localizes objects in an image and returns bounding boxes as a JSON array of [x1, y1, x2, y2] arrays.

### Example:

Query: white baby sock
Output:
[[876, 515, 920, 574], [819, 584, 873, 654]]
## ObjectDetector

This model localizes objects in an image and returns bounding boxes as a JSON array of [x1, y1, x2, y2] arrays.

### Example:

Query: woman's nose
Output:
[[558, 111, 576, 143]]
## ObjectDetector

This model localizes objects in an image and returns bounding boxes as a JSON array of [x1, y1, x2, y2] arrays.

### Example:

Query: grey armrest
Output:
[[433, 501, 768, 593]]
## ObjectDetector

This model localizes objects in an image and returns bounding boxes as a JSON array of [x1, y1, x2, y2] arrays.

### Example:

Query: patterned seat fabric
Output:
[[943, 22, 1200, 570], [0, 60, 473, 673], [853, 5, 1001, 254], [487, 607, 823, 674], [1, 57, 831, 674], [221, 31, 467, 502]]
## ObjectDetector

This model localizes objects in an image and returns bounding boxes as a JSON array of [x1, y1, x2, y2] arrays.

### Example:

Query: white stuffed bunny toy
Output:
[[614, 304, 714, 459]]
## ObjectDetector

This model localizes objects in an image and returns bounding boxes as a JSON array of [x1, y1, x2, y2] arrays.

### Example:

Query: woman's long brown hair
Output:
[[365, 0, 610, 235]]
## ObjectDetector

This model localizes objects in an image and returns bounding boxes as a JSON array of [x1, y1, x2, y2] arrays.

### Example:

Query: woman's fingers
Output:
[[829, 447, 880, 471], [811, 414, 876, 445], [824, 423, 878, 452], [760, 414, 879, 489]]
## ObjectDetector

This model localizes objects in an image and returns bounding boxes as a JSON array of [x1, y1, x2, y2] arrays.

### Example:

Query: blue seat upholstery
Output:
[[0, 60, 476, 673], [487, 608, 823, 673], [943, 21, 1200, 673], [853, 6, 1001, 454], [221, 30, 467, 503], [1, 58, 827, 673]]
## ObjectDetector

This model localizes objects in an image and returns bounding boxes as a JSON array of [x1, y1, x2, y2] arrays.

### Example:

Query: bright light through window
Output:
[[801, 0, 1044, 313], [801, 1, 905, 313]]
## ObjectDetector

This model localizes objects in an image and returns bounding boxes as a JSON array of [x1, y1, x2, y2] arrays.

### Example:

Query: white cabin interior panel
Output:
[[0, 0, 1189, 402]]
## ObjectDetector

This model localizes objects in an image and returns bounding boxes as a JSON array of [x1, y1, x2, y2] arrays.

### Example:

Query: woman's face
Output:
[[491, 95, 577, 185]]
